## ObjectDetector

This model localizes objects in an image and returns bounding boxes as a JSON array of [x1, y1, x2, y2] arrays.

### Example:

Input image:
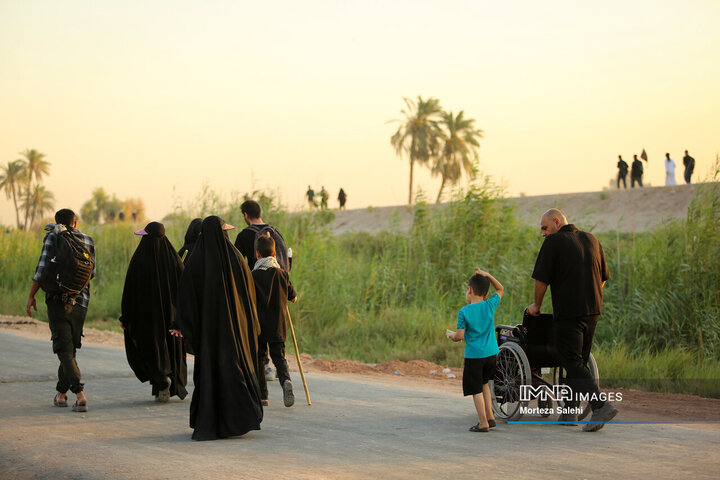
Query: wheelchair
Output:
[[491, 311, 599, 421]]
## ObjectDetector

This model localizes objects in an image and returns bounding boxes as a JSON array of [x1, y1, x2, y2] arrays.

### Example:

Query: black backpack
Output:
[[40, 228, 95, 305], [249, 224, 290, 272]]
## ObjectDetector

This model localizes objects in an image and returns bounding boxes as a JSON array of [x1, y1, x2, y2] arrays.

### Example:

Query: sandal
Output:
[[469, 423, 489, 432], [72, 402, 88, 412], [53, 394, 68, 407], [489, 419, 496, 428]]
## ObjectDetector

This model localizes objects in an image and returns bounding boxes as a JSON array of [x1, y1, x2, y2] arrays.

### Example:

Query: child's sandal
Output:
[[469, 423, 489, 432]]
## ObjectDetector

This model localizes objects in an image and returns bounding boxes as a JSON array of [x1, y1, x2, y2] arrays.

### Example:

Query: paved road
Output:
[[1, 330, 718, 479]]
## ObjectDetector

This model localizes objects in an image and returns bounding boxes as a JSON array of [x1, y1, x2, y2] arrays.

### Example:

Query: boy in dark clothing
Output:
[[252, 232, 297, 407]]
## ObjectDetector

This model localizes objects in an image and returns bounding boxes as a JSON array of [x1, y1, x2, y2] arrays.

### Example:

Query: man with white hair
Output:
[[527, 208, 617, 432]]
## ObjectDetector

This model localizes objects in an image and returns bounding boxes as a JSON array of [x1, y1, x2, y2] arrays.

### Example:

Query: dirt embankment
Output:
[[328, 183, 706, 235], [3, 315, 718, 424]]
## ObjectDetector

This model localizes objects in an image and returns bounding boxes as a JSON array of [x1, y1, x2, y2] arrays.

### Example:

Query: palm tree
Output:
[[19, 149, 50, 230], [21, 184, 55, 229], [390, 96, 443, 204], [433, 110, 483, 203], [0, 160, 26, 228], [80, 187, 111, 224]]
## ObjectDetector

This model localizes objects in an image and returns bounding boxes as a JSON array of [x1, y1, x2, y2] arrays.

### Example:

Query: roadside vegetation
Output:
[[1, 168, 718, 397]]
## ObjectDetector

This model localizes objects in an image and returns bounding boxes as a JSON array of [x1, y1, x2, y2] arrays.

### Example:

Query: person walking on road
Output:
[[120, 221, 187, 403], [616, 155, 628, 189], [252, 232, 298, 408], [527, 208, 617, 432], [170, 216, 263, 441], [26, 209, 96, 413], [447, 268, 504, 432]]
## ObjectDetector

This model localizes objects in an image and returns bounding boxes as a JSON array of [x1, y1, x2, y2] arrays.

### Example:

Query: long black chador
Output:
[[120, 221, 188, 401], [173, 215, 263, 441]]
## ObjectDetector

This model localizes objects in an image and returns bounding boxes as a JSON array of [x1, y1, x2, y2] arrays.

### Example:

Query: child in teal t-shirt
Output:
[[447, 268, 504, 432]]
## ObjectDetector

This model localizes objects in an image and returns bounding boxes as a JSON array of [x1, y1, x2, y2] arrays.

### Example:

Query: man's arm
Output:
[[527, 280, 548, 316], [26, 281, 40, 317]]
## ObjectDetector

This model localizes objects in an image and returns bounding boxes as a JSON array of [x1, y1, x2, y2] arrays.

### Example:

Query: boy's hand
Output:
[[169, 329, 184, 338], [474, 267, 488, 276], [446, 329, 455, 339]]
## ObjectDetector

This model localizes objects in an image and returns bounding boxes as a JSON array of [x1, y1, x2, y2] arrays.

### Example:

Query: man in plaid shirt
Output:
[[26, 209, 96, 412]]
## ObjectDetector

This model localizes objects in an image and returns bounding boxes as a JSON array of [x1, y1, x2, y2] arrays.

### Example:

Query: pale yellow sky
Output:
[[1, 0, 719, 224]]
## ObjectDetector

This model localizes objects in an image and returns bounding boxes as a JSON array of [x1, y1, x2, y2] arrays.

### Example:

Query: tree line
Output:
[[0, 149, 55, 230], [390, 96, 483, 204], [1, 149, 145, 229]]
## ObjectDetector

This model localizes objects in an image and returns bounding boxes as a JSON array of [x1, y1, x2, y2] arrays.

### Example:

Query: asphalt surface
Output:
[[1, 330, 718, 480]]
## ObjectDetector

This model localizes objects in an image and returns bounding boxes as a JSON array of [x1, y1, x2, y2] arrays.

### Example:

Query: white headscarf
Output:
[[252, 256, 281, 271]]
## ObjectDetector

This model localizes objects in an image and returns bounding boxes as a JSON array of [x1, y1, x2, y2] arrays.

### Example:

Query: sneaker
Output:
[[577, 405, 591, 421], [582, 403, 618, 432], [558, 413, 578, 426], [265, 365, 275, 382], [282, 380, 295, 407], [261, 399, 269, 407], [157, 378, 171, 403]]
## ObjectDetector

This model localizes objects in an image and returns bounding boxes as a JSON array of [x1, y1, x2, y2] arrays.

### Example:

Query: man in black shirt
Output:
[[616, 155, 628, 189], [631, 155, 644, 188], [234, 200, 286, 271], [527, 208, 617, 431], [234, 200, 288, 381]]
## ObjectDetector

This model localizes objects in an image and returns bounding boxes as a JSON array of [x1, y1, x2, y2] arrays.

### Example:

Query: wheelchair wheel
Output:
[[552, 352, 600, 419], [491, 342, 531, 421]]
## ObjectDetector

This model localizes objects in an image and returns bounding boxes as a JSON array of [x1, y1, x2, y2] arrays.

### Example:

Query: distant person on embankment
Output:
[[616, 155, 628, 189], [631, 154, 644, 188], [338, 188, 347, 209], [665, 153, 677, 186], [320, 186, 329, 210], [527, 208, 617, 431], [682, 150, 695, 184], [306, 186, 315, 209]]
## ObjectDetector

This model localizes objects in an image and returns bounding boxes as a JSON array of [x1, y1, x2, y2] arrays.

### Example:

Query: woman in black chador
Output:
[[120, 221, 187, 402], [171, 215, 263, 441], [178, 217, 202, 263]]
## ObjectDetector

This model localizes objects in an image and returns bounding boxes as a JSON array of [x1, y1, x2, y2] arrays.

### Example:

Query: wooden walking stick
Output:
[[286, 305, 311, 405]]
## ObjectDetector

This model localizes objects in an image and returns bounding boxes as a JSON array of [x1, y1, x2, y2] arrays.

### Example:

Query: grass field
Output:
[[2, 175, 718, 396]]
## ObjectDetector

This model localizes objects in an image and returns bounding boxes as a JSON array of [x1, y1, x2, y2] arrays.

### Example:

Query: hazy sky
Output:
[[1, 0, 719, 224]]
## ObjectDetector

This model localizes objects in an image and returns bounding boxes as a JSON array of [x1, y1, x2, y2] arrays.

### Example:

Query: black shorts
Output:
[[463, 355, 497, 396]]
